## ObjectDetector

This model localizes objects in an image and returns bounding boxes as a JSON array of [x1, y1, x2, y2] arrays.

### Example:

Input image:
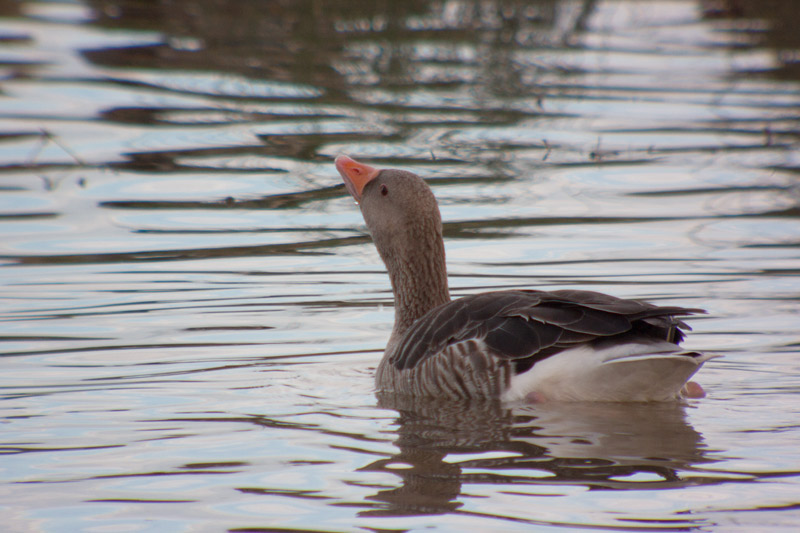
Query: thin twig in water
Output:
[[590, 137, 603, 161], [28, 129, 86, 167], [38, 128, 86, 166], [27, 129, 88, 190]]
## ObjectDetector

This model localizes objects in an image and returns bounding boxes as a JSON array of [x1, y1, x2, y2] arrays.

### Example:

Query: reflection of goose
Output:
[[336, 155, 718, 402], [512, 402, 709, 467], [360, 397, 713, 517]]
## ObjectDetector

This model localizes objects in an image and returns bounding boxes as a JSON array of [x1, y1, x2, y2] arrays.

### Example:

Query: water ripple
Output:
[[1, 1, 799, 531]]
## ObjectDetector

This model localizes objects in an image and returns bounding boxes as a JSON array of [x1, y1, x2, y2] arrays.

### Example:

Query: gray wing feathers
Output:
[[388, 290, 704, 373]]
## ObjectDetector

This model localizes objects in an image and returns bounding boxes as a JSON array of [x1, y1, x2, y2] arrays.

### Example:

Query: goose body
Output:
[[335, 155, 716, 402]]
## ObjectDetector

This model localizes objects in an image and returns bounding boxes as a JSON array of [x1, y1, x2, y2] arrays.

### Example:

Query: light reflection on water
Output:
[[1, 0, 800, 531]]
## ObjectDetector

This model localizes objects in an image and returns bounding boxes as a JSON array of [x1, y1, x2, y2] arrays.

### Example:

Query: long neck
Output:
[[383, 228, 450, 348]]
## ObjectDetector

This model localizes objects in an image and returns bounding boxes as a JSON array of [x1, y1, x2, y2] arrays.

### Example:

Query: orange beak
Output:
[[335, 155, 380, 204]]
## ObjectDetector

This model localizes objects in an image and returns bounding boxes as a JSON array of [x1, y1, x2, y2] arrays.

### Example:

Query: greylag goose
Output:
[[335, 155, 717, 402]]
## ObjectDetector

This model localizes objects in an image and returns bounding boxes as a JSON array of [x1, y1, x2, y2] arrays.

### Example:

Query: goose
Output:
[[335, 155, 717, 402]]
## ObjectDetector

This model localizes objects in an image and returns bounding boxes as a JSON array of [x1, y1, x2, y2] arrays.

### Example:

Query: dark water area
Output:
[[1, 1, 799, 531]]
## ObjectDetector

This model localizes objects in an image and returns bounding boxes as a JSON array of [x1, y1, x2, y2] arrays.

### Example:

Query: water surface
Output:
[[1, 1, 800, 531]]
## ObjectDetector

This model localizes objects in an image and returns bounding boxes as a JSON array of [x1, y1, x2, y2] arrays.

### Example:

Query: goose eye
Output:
[[380, 184, 389, 196]]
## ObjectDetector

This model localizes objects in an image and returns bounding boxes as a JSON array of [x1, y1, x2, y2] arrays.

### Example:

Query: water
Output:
[[1, 0, 799, 531]]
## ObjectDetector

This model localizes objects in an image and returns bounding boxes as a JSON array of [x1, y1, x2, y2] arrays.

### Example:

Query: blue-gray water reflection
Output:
[[1, 0, 799, 531]]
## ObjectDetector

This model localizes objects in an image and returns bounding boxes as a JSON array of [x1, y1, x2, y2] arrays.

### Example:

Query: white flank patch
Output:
[[501, 342, 719, 403]]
